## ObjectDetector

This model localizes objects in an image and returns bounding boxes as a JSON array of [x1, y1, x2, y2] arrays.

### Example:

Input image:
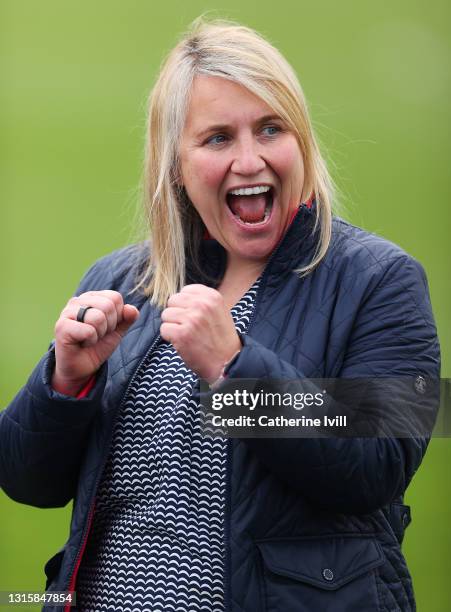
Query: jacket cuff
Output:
[[76, 376, 97, 398], [16, 349, 107, 429], [225, 335, 305, 380]]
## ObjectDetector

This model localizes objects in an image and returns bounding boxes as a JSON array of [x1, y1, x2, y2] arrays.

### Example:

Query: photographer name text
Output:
[[211, 414, 347, 428]]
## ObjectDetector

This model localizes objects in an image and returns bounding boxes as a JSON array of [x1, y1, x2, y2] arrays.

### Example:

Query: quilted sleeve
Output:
[[226, 255, 440, 514], [0, 256, 115, 508], [0, 353, 107, 508]]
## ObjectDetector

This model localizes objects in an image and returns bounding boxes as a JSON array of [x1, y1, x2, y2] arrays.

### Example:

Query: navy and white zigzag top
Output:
[[76, 280, 260, 611]]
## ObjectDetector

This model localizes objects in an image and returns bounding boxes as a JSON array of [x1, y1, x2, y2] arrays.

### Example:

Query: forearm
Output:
[[0, 349, 106, 507], [225, 335, 435, 514]]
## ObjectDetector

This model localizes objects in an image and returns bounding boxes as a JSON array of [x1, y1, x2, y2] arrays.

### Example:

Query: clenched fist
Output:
[[52, 290, 139, 396], [160, 284, 241, 383]]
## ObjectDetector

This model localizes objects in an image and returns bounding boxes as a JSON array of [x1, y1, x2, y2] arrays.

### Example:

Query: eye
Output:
[[261, 125, 281, 137], [206, 133, 228, 146]]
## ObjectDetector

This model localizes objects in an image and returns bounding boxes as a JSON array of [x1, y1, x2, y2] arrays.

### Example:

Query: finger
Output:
[[77, 290, 124, 322], [67, 296, 118, 332], [76, 307, 108, 338], [167, 293, 194, 308], [160, 321, 182, 344], [161, 307, 187, 324], [79, 289, 124, 307], [180, 284, 217, 296], [115, 304, 140, 337], [55, 318, 99, 348], [98, 290, 124, 321], [180, 285, 223, 308], [167, 290, 217, 309]]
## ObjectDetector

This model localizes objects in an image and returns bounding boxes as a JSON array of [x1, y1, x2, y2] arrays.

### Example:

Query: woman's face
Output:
[[179, 76, 305, 268]]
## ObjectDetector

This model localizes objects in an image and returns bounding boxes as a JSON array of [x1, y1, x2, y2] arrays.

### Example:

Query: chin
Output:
[[231, 242, 275, 263]]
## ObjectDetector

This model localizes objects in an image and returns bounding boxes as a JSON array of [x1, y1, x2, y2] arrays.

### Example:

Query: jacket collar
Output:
[[190, 201, 320, 286]]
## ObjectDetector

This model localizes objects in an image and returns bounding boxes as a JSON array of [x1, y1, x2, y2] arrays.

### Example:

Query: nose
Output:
[[230, 136, 266, 176]]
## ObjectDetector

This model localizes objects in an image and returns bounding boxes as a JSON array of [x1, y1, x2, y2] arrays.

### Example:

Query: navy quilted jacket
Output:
[[0, 204, 440, 611]]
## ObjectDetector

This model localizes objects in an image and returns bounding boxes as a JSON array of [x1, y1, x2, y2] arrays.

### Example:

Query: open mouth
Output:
[[226, 185, 274, 226]]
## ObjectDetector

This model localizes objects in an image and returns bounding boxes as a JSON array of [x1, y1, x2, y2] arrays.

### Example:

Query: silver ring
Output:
[[76, 305, 93, 323]]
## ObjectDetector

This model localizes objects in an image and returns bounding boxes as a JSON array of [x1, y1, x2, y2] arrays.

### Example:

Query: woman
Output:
[[0, 19, 439, 612]]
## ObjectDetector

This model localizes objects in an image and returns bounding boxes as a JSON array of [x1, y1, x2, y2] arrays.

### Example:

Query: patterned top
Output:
[[76, 281, 260, 611]]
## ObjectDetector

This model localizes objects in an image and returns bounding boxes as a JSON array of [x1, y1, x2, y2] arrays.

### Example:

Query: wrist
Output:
[[51, 370, 93, 397], [208, 335, 243, 389]]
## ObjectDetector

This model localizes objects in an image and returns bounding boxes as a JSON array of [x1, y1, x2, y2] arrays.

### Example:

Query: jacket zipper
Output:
[[63, 332, 162, 606], [63, 501, 96, 612], [223, 206, 307, 610], [223, 269, 268, 612]]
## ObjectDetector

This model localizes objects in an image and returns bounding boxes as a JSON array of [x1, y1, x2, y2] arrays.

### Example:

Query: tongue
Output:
[[228, 194, 266, 223]]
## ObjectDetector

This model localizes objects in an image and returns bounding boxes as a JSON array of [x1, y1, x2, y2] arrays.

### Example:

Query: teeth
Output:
[[228, 185, 271, 196]]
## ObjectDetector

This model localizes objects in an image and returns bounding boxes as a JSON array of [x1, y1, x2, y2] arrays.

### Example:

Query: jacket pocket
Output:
[[44, 547, 66, 590], [256, 535, 385, 612]]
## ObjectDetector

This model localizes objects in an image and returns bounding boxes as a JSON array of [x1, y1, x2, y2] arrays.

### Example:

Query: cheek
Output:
[[188, 153, 225, 190], [203, 169, 222, 189], [273, 140, 304, 182]]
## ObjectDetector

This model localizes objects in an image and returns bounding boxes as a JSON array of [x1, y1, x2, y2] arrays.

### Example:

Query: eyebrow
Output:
[[194, 114, 283, 140]]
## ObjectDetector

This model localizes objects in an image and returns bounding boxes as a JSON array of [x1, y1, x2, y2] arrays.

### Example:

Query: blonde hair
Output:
[[138, 17, 334, 307]]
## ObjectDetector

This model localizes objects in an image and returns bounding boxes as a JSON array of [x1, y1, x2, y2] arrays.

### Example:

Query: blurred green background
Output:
[[1, 0, 450, 610]]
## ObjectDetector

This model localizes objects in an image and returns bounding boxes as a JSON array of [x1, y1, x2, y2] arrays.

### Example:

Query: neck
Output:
[[217, 255, 266, 309]]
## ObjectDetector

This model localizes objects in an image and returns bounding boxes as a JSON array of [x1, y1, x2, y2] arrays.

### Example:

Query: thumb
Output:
[[116, 304, 140, 336]]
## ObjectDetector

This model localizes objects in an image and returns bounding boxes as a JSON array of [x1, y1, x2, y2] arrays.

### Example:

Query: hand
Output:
[[160, 284, 241, 383], [52, 290, 140, 396]]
